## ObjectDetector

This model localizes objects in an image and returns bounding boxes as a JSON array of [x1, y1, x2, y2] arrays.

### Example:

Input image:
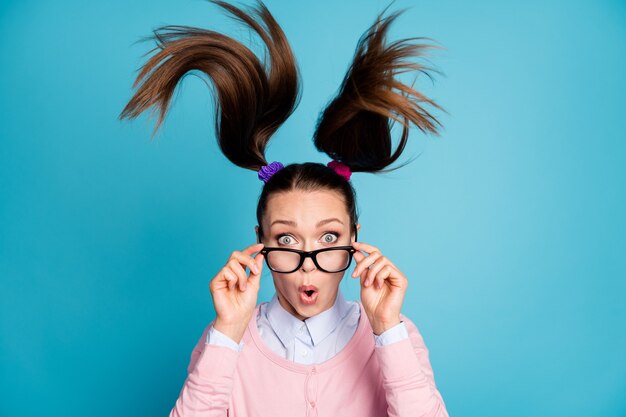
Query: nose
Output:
[[301, 254, 316, 272]]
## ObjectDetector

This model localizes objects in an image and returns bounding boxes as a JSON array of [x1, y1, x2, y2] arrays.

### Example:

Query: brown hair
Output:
[[119, 0, 445, 239]]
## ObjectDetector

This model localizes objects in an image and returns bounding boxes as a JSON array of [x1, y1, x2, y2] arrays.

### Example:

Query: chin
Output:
[[298, 294, 330, 313], [286, 295, 322, 320]]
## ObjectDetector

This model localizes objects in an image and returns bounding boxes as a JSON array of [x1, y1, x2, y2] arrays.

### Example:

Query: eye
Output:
[[277, 234, 296, 245], [321, 232, 339, 244]]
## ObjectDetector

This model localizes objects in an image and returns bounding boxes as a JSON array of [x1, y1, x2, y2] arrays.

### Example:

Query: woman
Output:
[[119, 1, 449, 416]]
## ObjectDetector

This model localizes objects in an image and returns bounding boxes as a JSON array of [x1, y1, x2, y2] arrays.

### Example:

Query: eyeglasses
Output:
[[259, 246, 357, 273]]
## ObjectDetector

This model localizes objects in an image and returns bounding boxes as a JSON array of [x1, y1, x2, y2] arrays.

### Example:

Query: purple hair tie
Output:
[[327, 160, 352, 181], [258, 161, 284, 183]]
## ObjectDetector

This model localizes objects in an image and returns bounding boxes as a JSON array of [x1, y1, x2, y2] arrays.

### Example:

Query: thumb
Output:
[[353, 251, 365, 262], [248, 254, 264, 287]]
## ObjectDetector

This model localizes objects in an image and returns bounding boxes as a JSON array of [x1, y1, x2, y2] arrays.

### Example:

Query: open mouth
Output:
[[299, 286, 319, 305]]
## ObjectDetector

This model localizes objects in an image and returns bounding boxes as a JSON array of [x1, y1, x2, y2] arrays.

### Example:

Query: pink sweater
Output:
[[170, 301, 449, 417]]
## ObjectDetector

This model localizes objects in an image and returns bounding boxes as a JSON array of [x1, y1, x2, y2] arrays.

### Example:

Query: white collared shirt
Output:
[[207, 289, 408, 364]]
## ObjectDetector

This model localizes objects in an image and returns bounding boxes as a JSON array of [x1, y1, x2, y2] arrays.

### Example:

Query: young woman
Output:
[[120, 1, 449, 416]]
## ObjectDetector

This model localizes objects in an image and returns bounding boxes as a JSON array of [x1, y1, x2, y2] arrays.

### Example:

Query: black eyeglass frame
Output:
[[259, 245, 357, 273]]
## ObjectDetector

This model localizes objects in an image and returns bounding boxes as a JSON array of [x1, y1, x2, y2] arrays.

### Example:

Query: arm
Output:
[[169, 322, 240, 417], [374, 321, 409, 346], [207, 325, 246, 352], [374, 315, 449, 417]]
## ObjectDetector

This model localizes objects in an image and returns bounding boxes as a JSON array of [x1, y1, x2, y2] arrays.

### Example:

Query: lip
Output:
[[299, 285, 319, 305], [299, 290, 319, 305]]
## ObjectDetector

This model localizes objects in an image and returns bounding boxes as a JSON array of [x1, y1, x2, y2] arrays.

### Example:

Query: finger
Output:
[[364, 256, 389, 286], [351, 251, 364, 278], [254, 252, 265, 273], [352, 251, 382, 278], [352, 241, 380, 255], [350, 251, 367, 282], [374, 265, 394, 290], [228, 259, 248, 291], [352, 250, 365, 265], [222, 268, 238, 291], [248, 254, 264, 286], [353, 245, 402, 282], [231, 251, 260, 275], [353, 250, 382, 276], [241, 242, 265, 256], [377, 265, 407, 290]]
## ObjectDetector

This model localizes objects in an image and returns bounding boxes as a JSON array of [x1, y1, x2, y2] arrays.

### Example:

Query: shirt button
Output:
[[301, 349, 308, 356], [310, 401, 316, 407]]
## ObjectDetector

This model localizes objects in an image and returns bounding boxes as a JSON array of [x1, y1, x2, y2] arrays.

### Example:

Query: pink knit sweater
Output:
[[170, 301, 449, 417]]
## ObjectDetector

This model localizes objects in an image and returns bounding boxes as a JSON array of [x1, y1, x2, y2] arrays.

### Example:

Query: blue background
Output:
[[1, 0, 625, 416]]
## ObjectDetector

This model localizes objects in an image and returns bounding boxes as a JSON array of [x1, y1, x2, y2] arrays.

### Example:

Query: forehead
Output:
[[264, 189, 349, 227]]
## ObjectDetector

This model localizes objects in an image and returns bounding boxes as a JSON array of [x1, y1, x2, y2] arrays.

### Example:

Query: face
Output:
[[256, 189, 360, 321]]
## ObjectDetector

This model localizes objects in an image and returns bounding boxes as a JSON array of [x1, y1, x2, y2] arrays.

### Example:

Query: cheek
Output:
[[271, 273, 294, 293], [320, 273, 345, 291]]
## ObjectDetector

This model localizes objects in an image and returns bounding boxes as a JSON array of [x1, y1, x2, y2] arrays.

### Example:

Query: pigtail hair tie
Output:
[[327, 160, 352, 181], [258, 161, 285, 183]]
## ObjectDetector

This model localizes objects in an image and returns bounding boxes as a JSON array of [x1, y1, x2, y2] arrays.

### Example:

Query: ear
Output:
[[255, 225, 260, 243]]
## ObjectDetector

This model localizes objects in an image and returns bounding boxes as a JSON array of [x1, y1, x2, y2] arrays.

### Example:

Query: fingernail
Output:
[[242, 283, 247, 291]]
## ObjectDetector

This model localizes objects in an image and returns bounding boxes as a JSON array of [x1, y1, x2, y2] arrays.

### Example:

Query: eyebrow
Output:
[[270, 218, 344, 228]]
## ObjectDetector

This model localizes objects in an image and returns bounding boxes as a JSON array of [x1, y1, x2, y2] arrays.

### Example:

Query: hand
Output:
[[208, 242, 265, 343], [350, 241, 408, 335]]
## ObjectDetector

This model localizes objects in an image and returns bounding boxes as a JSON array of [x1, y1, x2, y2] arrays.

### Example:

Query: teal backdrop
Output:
[[1, 0, 625, 416]]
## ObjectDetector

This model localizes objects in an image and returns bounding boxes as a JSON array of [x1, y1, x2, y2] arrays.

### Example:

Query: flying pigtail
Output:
[[313, 5, 445, 173], [118, 0, 302, 171]]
